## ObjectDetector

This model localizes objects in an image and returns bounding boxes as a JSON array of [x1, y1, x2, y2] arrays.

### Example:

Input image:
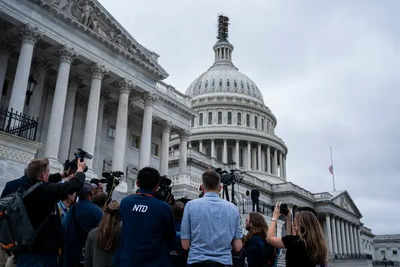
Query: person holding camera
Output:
[[114, 167, 176, 267], [243, 212, 276, 267], [266, 202, 328, 267], [180, 170, 243, 267], [14, 158, 86, 267]]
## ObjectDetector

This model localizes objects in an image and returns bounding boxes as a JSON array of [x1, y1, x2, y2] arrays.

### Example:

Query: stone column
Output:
[[247, 141, 251, 171], [279, 151, 284, 177], [160, 121, 171, 176], [112, 80, 131, 172], [235, 140, 240, 169], [179, 132, 189, 173], [345, 222, 351, 256], [29, 59, 51, 119], [357, 227, 362, 255], [139, 93, 155, 169], [325, 215, 333, 255], [94, 98, 105, 173], [257, 143, 262, 171], [82, 64, 106, 171], [340, 219, 347, 255], [44, 48, 74, 168], [0, 42, 10, 102], [351, 225, 357, 256], [9, 25, 40, 113], [353, 226, 359, 255], [331, 216, 338, 256], [222, 139, 227, 164], [336, 218, 343, 255], [283, 154, 287, 178], [58, 78, 79, 162], [273, 148, 278, 175], [211, 139, 216, 160], [348, 224, 354, 256], [199, 140, 203, 153], [252, 146, 257, 169], [267, 145, 271, 174]]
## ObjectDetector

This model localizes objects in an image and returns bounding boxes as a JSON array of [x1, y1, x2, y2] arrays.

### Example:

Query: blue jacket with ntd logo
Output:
[[114, 189, 176, 267]]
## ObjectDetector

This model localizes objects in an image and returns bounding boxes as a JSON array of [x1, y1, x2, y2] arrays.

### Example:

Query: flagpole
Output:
[[330, 146, 336, 192]]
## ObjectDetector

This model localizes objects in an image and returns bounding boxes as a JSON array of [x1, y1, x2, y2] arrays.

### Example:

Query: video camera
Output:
[[98, 171, 124, 195], [154, 175, 175, 205], [64, 148, 93, 175], [215, 168, 243, 186]]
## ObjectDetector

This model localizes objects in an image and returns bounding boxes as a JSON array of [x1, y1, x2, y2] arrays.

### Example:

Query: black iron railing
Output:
[[0, 108, 38, 141]]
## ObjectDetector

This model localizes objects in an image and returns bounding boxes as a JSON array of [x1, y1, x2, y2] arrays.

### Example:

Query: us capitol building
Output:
[[0, 0, 397, 266]]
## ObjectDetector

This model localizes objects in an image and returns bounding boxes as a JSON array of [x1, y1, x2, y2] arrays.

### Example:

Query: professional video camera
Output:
[[154, 175, 175, 205], [99, 171, 124, 196], [63, 148, 93, 175], [215, 168, 243, 186]]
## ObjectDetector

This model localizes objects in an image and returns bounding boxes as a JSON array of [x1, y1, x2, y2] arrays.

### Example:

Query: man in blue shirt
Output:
[[181, 170, 243, 267], [115, 167, 176, 267]]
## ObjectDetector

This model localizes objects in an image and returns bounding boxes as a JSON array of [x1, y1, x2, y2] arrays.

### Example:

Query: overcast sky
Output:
[[98, 0, 400, 235]]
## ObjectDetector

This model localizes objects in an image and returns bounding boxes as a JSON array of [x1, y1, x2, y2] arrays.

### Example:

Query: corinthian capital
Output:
[[117, 78, 133, 91], [143, 92, 158, 106], [90, 63, 107, 80], [57, 47, 75, 64], [19, 24, 41, 45]]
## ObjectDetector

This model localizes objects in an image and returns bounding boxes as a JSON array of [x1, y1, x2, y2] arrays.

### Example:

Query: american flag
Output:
[[328, 165, 334, 175]]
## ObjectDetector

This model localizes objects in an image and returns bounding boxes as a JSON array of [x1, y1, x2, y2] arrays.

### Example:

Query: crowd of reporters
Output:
[[0, 156, 328, 267]]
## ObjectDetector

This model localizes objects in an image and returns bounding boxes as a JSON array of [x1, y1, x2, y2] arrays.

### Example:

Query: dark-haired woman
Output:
[[266, 202, 328, 267], [243, 212, 276, 267], [84, 200, 120, 267]]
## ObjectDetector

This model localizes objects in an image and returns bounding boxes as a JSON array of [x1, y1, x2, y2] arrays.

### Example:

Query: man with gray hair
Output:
[[181, 170, 243, 267]]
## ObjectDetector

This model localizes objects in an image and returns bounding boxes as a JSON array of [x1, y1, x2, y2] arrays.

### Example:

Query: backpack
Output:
[[0, 182, 42, 252]]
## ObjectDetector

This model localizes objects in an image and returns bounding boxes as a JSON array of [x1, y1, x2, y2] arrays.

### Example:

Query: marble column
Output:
[[160, 121, 171, 176], [357, 227, 362, 255], [0, 43, 10, 102], [353, 226, 359, 255], [325, 215, 333, 255], [94, 98, 105, 173], [267, 145, 271, 174], [139, 93, 155, 169], [82, 64, 106, 171], [257, 143, 262, 171], [199, 140, 203, 153], [9, 25, 40, 113], [211, 139, 216, 160], [247, 141, 251, 171], [179, 132, 189, 173], [251, 146, 257, 169], [336, 218, 343, 255], [279, 151, 284, 177], [283, 155, 287, 178], [58, 78, 79, 162], [340, 219, 347, 255], [44, 48, 74, 166], [351, 225, 357, 256], [331, 216, 338, 256], [273, 148, 278, 175], [235, 140, 240, 169], [112, 80, 131, 172], [222, 139, 227, 164], [345, 222, 352, 256], [348, 224, 354, 256]]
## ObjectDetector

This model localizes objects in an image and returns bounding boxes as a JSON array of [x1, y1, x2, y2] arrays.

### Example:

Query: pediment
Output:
[[332, 191, 362, 217], [35, 0, 168, 79]]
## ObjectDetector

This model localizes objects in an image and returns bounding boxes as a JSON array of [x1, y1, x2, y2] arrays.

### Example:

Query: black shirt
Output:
[[282, 235, 316, 267]]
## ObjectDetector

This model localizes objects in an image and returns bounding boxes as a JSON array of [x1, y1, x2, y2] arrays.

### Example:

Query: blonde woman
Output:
[[266, 202, 327, 267]]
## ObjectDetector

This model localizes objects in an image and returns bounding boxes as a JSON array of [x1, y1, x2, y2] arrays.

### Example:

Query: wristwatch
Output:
[[271, 218, 277, 222]]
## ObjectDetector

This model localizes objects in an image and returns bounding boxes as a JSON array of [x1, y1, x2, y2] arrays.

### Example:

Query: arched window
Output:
[[237, 112, 242, 125]]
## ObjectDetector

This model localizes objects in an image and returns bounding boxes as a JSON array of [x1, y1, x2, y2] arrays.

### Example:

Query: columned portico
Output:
[[160, 122, 171, 175], [340, 219, 347, 255], [139, 93, 155, 169], [345, 222, 351, 255], [357, 227, 362, 255], [9, 24, 40, 113], [325, 214, 333, 255], [0, 42, 10, 102], [272, 148, 278, 175], [336, 218, 343, 255], [247, 141, 251, 171], [331, 216, 338, 255], [257, 143, 262, 171], [112, 79, 131, 172], [235, 140, 240, 169], [266, 145, 271, 174], [82, 64, 106, 171], [44, 47, 74, 167]]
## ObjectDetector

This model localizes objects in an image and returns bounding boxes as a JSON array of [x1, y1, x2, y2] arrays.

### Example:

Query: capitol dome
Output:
[[186, 40, 264, 104]]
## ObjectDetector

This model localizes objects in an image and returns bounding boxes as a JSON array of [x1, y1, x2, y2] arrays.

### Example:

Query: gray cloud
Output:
[[98, 0, 400, 234]]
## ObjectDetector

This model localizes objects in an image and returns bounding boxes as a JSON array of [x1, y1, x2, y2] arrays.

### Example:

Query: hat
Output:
[[79, 182, 97, 198]]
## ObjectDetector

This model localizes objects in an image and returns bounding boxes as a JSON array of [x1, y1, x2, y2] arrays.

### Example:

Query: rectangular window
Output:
[[151, 143, 159, 156], [227, 112, 232, 125], [255, 116, 258, 129], [107, 126, 116, 138], [246, 114, 250, 127], [208, 112, 213, 125], [237, 113, 242, 125], [261, 118, 264, 130], [239, 148, 244, 167], [218, 112, 222, 124], [394, 250, 398, 255], [199, 113, 203, 126]]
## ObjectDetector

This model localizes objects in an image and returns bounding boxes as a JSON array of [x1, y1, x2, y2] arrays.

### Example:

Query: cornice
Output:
[[33, 0, 168, 79]]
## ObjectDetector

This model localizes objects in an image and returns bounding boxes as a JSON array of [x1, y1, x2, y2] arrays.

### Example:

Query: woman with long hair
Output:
[[84, 200, 121, 267], [243, 212, 276, 267], [266, 202, 328, 267]]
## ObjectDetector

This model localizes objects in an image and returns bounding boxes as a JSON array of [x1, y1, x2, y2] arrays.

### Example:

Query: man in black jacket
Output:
[[14, 158, 86, 267]]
